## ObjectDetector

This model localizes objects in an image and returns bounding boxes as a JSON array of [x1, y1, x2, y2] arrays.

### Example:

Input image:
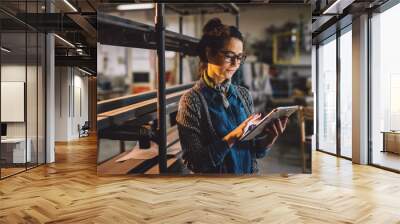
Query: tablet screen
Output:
[[240, 106, 299, 141]]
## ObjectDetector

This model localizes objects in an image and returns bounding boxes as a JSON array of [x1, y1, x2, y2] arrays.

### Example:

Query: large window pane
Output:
[[0, 1, 46, 178], [317, 37, 337, 154], [1, 31, 28, 177], [340, 29, 352, 158], [371, 3, 400, 171], [1, 2, 30, 178]]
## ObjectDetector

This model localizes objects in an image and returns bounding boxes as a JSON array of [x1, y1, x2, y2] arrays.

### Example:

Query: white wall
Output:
[[1, 65, 26, 140], [72, 73, 89, 138], [55, 67, 69, 141], [1, 65, 25, 138], [55, 67, 89, 141], [1, 65, 35, 138]]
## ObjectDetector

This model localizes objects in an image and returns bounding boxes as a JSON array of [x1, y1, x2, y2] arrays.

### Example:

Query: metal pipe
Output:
[[229, 3, 240, 14], [336, 28, 341, 157], [315, 44, 319, 151], [236, 13, 240, 29], [0, 8, 38, 32], [44, 0, 48, 165], [367, 11, 372, 165], [156, 3, 167, 173], [37, 1, 39, 167], [165, 5, 185, 15], [25, 3, 28, 171], [179, 15, 183, 84]]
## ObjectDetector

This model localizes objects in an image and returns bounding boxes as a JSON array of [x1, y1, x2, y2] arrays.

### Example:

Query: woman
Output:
[[176, 18, 288, 174]]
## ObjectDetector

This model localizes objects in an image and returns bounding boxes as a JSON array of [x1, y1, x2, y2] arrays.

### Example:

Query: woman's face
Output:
[[207, 37, 244, 83]]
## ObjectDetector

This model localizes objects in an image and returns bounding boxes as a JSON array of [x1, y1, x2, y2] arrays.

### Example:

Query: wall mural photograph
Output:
[[96, 3, 313, 175]]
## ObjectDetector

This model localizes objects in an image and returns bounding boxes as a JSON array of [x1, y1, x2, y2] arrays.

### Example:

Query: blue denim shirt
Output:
[[199, 80, 254, 174]]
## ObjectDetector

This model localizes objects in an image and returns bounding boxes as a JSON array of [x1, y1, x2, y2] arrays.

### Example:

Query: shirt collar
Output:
[[199, 71, 238, 100]]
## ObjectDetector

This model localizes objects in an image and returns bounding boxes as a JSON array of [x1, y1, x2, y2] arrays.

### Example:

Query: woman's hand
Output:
[[223, 114, 261, 148], [260, 117, 289, 148]]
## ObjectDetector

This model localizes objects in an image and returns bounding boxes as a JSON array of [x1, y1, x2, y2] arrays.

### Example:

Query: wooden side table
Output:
[[381, 131, 400, 154]]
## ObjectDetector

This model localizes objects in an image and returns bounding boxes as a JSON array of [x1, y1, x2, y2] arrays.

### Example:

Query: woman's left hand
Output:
[[260, 117, 289, 148]]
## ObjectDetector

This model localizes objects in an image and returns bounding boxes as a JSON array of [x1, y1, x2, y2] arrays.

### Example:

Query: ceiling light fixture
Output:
[[1, 47, 11, 53], [117, 3, 155, 11], [63, 0, 78, 12], [54, 34, 75, 48]]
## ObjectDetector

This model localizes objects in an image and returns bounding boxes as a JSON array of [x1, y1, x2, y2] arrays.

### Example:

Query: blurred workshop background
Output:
[[96, 3, 312, 174]]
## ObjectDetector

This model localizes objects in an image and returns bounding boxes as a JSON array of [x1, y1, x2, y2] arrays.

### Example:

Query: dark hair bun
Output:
[[197, 17, 243, 67], [202, 18, 224, 34]]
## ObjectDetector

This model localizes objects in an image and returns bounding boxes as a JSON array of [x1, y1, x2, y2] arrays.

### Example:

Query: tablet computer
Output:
[[239, 106, 299, 141]]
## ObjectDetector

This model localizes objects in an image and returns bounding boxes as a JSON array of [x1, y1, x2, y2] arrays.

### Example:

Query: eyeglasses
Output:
[[219, 50, 247, 65]]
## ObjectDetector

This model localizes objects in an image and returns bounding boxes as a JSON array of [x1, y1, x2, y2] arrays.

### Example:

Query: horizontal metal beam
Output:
[[97, 95, 182, 131], [164, 3, 240, 15], [0, 8, 38, 32], [312, 15, 335, 33], [98, 13, 199, 56], [0, 12, 96, 36], [67, 14, 97, 38], [98, 124, 154, 141], [322, 0, 356, 14], [16, 13, 82, 32], [55, 55, 96, 70], [262, 0, 308, 3], [313, 14, 352, 44]]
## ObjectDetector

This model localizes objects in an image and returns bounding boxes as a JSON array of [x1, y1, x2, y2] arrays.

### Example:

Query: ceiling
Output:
[[312, 0, 390, 43], [1, 0, 312, 72]]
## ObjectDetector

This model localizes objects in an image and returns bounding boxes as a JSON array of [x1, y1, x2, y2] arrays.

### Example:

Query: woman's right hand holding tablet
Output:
[[260, 117, 289, 148]]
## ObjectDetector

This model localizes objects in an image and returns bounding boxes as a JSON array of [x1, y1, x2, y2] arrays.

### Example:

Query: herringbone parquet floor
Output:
[[1, 135, 400, 223]]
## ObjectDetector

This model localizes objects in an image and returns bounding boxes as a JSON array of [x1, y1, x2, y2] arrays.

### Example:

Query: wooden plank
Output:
[[97, 91, 186, 130], [97, 128, 181, 175], [99, 90, 185, 116], [144, 158, 177, 175], [97, 83, 193, 114]]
